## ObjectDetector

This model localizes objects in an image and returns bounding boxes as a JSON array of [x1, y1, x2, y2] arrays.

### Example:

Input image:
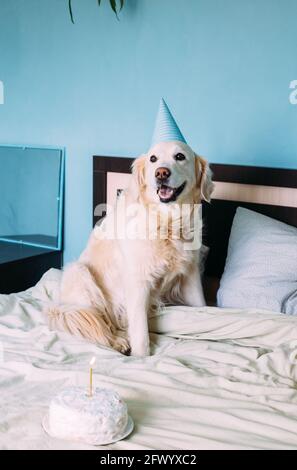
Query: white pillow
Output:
[[217, 207, 297, 314]]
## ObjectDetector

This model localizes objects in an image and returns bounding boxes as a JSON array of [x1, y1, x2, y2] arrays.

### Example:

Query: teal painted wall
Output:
[[0, 0, 296, 262]]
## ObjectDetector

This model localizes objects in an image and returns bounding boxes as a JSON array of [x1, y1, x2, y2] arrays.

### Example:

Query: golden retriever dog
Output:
[[47, 141, 214, 357]]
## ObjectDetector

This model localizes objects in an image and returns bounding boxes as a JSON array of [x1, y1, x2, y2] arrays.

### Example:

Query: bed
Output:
[[0, 158, 297, 450]]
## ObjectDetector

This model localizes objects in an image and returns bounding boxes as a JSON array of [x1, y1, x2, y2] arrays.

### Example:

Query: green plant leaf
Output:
[[69, 0, 125, 24], [68, 0, 75, 24], [109, 0, 119, 20]]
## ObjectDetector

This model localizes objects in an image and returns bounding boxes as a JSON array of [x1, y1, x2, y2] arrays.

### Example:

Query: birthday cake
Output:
[[44, 386, 132, 445]]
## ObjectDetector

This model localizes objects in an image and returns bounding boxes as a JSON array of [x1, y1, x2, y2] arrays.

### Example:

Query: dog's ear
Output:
[[132, 155, 146, 188], [195, 155, 214, 202], [130, 154, 146, 200]]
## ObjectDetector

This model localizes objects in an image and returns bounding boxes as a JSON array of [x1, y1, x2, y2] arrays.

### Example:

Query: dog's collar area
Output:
[[157, 181, 186, 203]]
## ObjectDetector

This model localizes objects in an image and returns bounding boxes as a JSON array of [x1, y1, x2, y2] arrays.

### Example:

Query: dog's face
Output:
[[132, 141, 214, 205]]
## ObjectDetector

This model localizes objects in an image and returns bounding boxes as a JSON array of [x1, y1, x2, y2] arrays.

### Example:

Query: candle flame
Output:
[[89, 356, 96, 367]]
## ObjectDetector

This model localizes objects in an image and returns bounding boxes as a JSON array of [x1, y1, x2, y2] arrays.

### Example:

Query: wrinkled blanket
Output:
[[0, 269, 297, 450]]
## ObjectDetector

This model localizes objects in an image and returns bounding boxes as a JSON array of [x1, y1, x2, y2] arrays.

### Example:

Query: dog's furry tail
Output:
[[45, 303, 129, 353]]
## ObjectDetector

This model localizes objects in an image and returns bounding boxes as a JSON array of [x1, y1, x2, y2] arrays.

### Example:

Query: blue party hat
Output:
[[151, 98, 187, 146]]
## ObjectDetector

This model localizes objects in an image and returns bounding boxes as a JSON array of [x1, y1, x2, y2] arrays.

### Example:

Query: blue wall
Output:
[[0, 0, 296, 262]]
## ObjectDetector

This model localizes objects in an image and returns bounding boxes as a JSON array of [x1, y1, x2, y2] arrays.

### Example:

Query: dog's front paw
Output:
[[130, 339, 150, 357]]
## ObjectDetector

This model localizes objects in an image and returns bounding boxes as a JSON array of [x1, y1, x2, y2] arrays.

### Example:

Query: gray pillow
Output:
[[217, 207, 297, 314]]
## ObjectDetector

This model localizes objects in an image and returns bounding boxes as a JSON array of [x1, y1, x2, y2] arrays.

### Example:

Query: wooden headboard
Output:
[[93, 155, 297, 302]]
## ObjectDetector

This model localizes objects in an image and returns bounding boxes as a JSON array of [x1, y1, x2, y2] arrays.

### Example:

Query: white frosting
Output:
[[48, 386, 128, 445]]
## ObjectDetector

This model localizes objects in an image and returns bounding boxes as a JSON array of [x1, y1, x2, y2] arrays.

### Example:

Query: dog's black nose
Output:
[[155, 167, 171, 181]]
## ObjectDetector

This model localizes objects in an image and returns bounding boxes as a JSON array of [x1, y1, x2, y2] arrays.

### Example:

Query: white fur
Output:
[[46, 141, 214, 357]]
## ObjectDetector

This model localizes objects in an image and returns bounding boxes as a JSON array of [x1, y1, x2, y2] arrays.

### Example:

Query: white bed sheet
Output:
[[0, 269, 297, 450]]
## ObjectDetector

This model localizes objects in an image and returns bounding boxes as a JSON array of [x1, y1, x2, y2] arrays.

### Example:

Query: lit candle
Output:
[[89, 356, 96, 397]]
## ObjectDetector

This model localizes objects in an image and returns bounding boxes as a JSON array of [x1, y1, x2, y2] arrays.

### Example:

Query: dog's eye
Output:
[[174, 153, 186, 161], [150, 155, 157, 163]]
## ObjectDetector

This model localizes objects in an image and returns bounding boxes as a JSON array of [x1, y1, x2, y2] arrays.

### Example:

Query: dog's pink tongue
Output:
[[159, 186, 174, 199]]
